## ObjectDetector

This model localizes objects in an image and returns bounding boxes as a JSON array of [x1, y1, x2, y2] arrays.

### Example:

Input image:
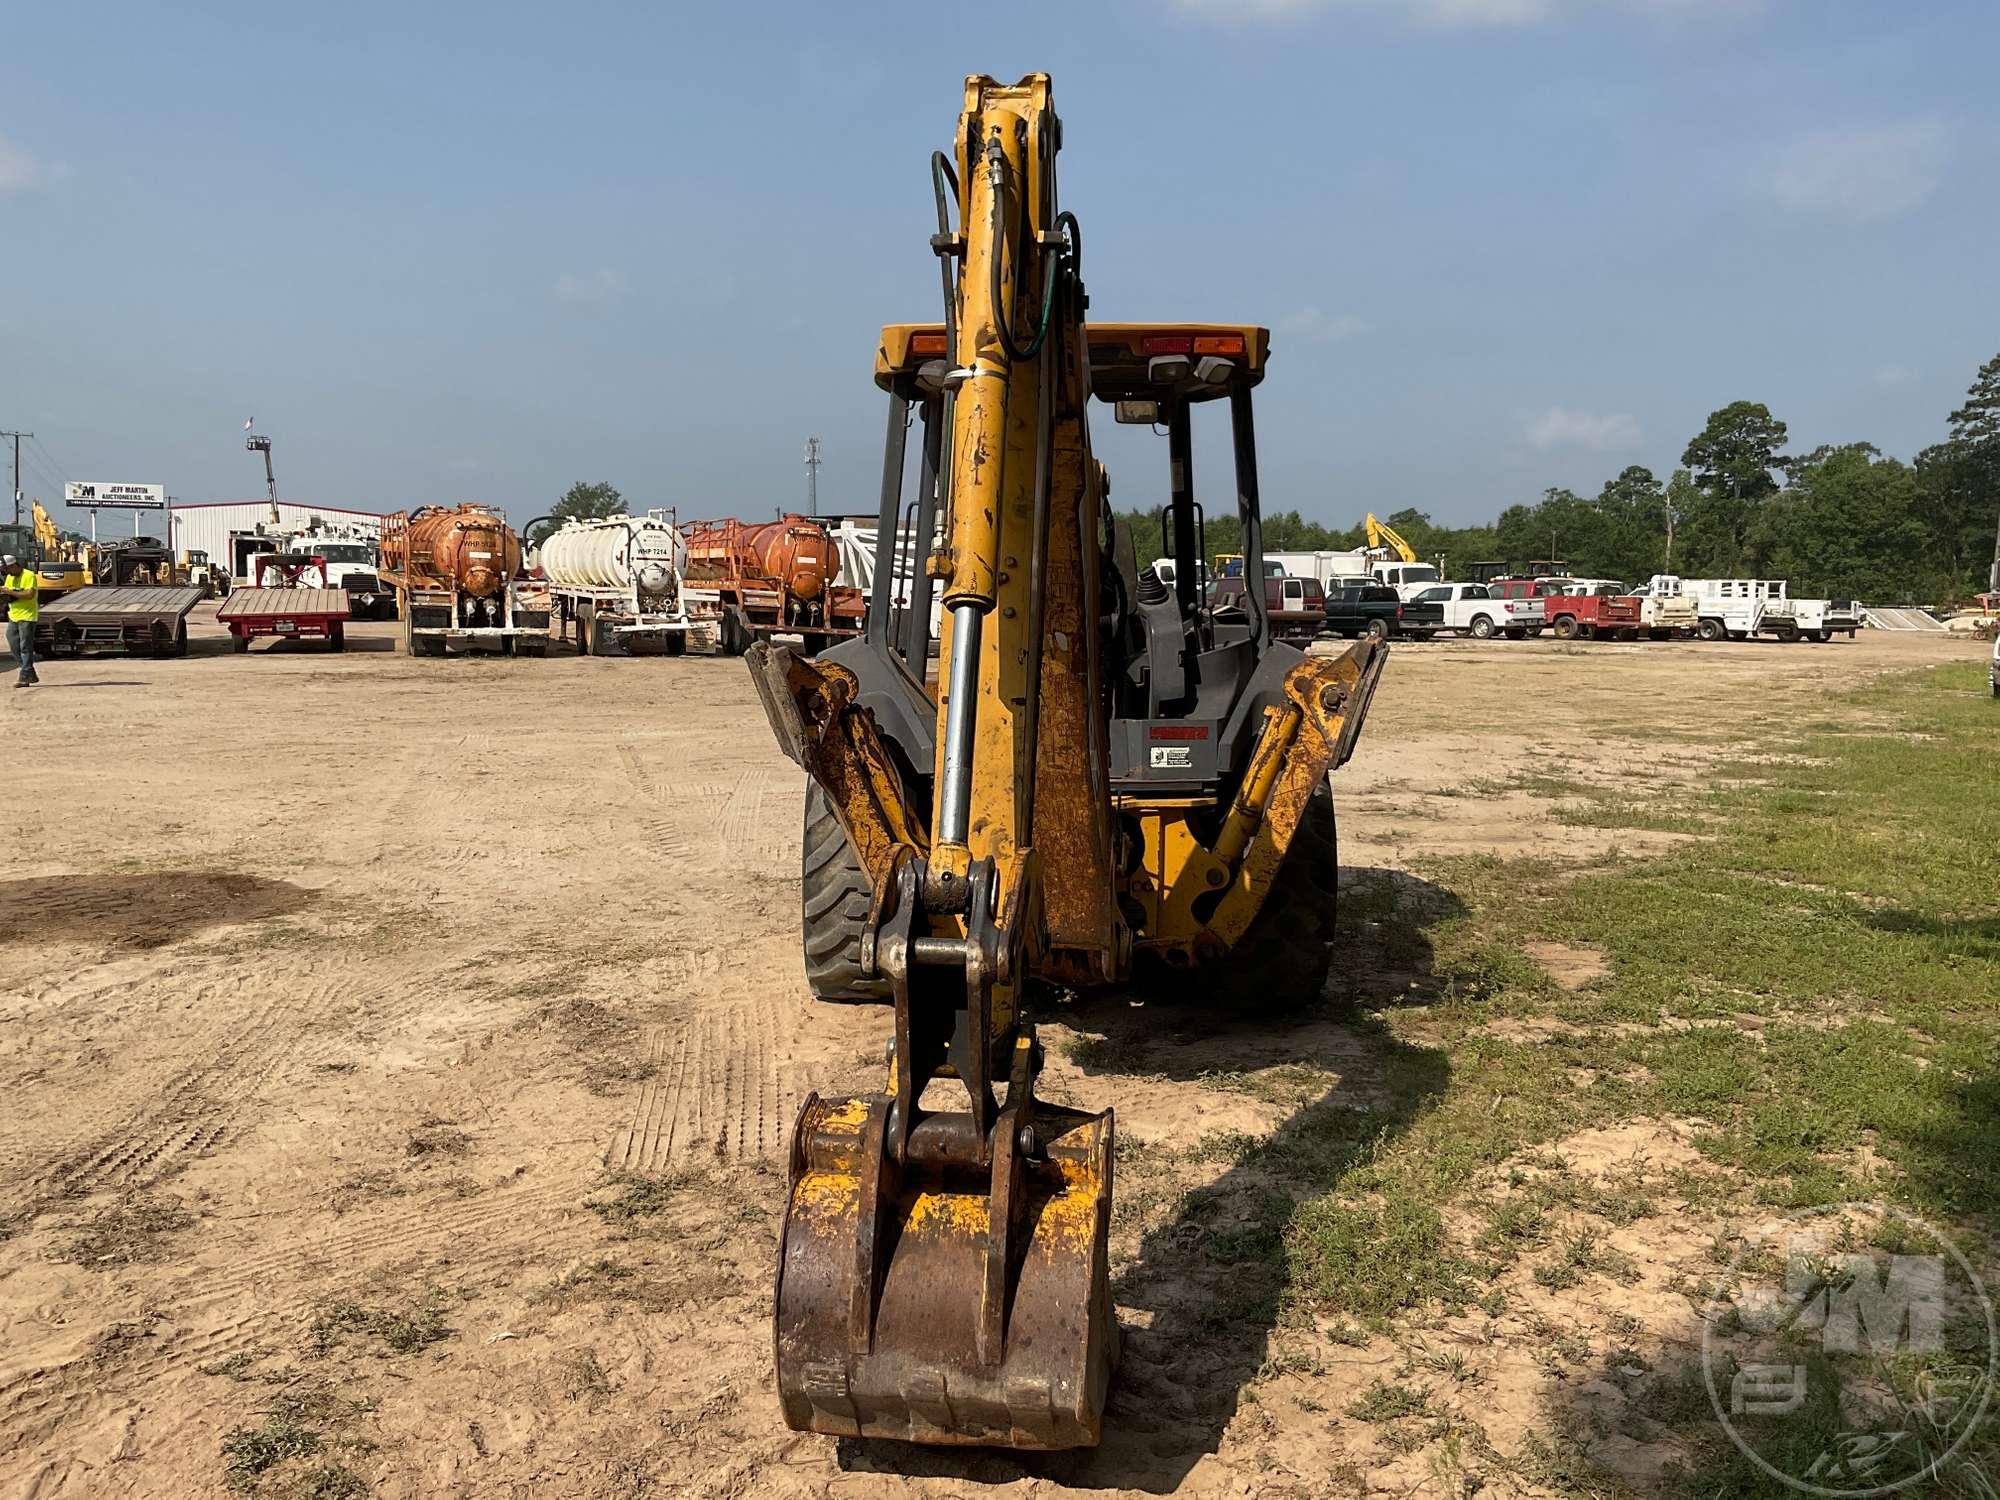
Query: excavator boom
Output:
[[1366, 510, 1419, 564]]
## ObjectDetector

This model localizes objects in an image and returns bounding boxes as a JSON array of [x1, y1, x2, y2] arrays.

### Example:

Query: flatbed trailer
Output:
[[35, 586, 202, 658], [547, 584, 693, 657], [217, 587, 351, 651]]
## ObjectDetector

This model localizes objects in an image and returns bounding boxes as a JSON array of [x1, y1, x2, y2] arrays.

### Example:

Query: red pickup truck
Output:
[[1489, 576, 1641, 640]]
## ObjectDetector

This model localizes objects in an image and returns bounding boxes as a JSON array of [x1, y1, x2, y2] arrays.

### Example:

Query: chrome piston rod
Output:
[[936, 600, 984, 846]]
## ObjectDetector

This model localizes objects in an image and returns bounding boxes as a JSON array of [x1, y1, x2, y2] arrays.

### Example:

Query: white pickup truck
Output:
[[1406, 582, 1545, 639]]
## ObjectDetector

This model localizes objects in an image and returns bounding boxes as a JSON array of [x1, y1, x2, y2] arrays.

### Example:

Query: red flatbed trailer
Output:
[[217, 588, 351, 651], [215, 555, 352, 651]]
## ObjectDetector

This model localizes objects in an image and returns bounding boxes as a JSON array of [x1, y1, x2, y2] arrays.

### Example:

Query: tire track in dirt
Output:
[[3, 968, 345, 1213], [614, 741, 696, 862], [0, 1178, 596, 1461], [607, 986, 797, 1171], [715, 766, 771, 862]]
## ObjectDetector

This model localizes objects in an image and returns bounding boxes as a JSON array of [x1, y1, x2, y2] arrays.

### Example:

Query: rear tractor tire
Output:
[[800, 781, 890, 1005], [1148, 778, 1341, 1014]]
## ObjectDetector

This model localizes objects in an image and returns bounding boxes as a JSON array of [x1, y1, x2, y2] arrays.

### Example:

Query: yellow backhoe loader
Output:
[[747, 72, 1386, 1451]]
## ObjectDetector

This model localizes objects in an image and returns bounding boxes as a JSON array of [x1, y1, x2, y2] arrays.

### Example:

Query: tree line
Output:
[[1115, 352, 2000, 605]]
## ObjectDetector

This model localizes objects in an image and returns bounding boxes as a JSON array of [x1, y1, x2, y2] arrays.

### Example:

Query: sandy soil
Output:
[[0, 612, 1977, 1499]]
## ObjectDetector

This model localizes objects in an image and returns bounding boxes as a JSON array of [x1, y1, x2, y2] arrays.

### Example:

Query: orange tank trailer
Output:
[[378, 504, 521, 599], [681, 514, 864, 655], [378, 504, 547, 656]]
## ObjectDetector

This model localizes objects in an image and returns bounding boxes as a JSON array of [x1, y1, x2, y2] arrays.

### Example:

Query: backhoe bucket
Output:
[[774, 1092, 1117, 1449]]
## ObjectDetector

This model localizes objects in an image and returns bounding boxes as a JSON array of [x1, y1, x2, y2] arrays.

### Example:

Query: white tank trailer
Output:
[[536, 510, 694, 657]]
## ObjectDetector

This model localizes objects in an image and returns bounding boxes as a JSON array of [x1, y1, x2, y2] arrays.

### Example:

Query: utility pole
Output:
[[2, 432, 30, 526], [803, 436, 822, 517]]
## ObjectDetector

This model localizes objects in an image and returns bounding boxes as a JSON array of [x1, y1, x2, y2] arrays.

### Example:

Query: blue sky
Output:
[[2, 0, 1994, 531]]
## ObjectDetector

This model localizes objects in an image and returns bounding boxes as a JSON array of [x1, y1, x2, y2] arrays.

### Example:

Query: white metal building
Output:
[[167, 501, 387, 568]]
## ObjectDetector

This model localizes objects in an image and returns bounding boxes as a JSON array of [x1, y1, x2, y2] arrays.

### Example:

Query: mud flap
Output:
[[774, 1092, 1118, 1449]]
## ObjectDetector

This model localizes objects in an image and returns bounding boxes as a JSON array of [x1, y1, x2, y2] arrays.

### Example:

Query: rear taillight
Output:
[[1396, 604, 1403, 618]]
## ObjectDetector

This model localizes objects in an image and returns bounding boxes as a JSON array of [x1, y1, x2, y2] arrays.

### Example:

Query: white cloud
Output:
[[1873, 364, 1914, 388], [1770, 121, 1947, 224], [554, 269, 629, 305], [1173, 0, 1754, 27], [1526, 406, 1642, 452], [0, 135, 61, 195], [1280, 308, 1366, 344]]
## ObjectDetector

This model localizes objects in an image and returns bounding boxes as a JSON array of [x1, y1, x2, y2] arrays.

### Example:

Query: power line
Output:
[[27, 434, 72, 485], [18, 448, 66, 503]]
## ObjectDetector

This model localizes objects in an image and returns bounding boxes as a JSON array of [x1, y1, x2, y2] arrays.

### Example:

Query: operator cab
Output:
[[868, 322, 1287, 794]]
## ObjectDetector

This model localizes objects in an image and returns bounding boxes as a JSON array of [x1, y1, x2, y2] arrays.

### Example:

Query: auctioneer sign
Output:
[[65, 482, 166, 510]]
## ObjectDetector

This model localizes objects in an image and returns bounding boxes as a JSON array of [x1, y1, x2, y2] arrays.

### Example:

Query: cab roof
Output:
[[875, 323, 1270, 401]]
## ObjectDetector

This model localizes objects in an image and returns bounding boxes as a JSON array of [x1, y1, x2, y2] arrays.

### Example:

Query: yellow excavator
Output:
[[31, 502, 87, 598], [747, 73, 1385, 1450], [1365, 510, 1418, 564]]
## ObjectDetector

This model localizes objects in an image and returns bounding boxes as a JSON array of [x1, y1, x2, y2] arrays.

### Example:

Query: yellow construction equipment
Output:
[[1365, 511, 1418, 564], [747, 73, 1384, 1451], [30, 502, 86, 597]]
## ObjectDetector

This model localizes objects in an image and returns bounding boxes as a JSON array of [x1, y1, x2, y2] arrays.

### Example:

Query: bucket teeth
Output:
[[773, 1091, 1117, 1449]]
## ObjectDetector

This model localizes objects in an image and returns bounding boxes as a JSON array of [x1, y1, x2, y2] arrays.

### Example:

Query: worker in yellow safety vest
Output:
[[3, 553, 41, 688]]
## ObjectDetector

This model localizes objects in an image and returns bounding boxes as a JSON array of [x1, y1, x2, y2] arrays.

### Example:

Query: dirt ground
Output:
[[0, 613, 1979, 1499]]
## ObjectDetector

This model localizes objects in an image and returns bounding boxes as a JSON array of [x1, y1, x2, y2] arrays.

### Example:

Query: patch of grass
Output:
[[220, 1383, 374, 1496], [404, 1120, 470, 1159], [1275, 660, 2000, 1359], [221, 1409, 321, 1490], [309, 1289, 450, 1357], [556, 1346, 613, 1402], [1061, 1032, 1132, 1070], [200, 1352, 259, 1381], [63, 1193, 195, 1265], [587, 1172, 685, 1221], [290, 1464, 369, 1500], [1344, 1379, 1433, 1422], [1286, 1193, 1473, 1320]]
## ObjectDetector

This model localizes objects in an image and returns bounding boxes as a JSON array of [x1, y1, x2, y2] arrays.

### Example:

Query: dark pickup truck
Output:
[[1213, 574, 1327, 641], [1324, 579, 1410, 640]]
